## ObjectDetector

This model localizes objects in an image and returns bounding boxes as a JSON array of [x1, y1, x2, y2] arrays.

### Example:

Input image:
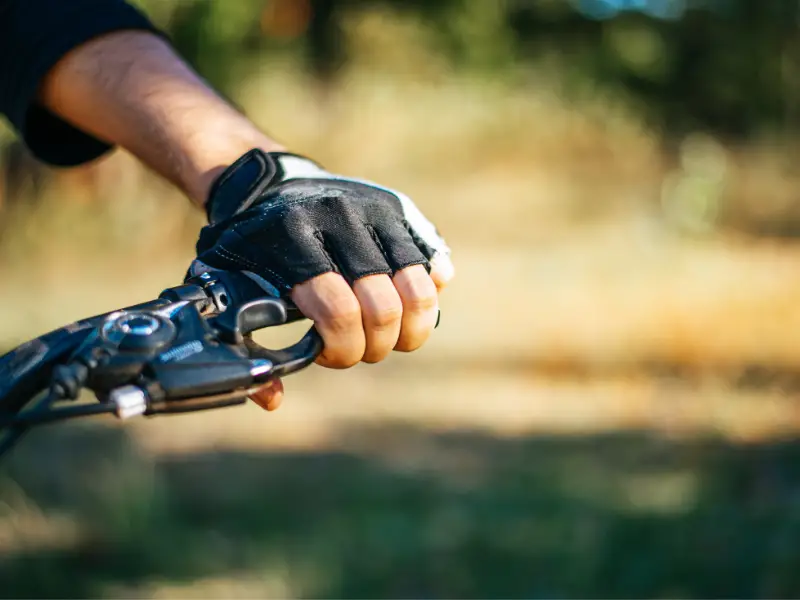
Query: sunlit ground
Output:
[[2, 70, 800, 597]]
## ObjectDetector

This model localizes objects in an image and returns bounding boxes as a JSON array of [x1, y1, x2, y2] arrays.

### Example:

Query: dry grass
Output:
[[2, 68, 800, 441]]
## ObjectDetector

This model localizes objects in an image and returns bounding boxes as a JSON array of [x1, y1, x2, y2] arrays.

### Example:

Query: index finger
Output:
[[291, 272, 366, 369]]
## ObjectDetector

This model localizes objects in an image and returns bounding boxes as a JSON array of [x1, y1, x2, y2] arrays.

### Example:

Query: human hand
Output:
[[187, 150, 454, 410]]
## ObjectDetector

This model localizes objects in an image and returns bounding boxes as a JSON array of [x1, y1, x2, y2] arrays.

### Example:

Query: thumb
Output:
[[249, 378, 284, 412]]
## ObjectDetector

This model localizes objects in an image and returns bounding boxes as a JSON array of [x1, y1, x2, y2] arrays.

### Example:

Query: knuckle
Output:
[[396, 272, 439, 314], [361, 347, 391, 364], [403, 292, 438, 314], [321, 341, 364, 369], [322, 297, 362, 331], [367, 301, 403, 330], [394, 334, 427, 353], [331, 354, 363, 369], [393, 339, 413, 353]]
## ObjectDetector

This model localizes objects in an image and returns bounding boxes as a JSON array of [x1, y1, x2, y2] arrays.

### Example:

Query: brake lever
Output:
[[182, 270, 323, 377], [205, 295, 323, 377], [212, 298, 289, 344]]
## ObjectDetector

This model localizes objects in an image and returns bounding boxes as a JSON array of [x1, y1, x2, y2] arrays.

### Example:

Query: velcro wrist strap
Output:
[[205, 149, 323, 225]]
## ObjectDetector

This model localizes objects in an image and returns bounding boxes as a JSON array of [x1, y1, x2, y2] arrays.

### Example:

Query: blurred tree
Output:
[[507, 0, 800, 140], [131, 0, 800, 141], [0, 0, 783, 148]]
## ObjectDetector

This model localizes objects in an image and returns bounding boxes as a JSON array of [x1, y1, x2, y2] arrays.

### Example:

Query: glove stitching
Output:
[[214, 246, 290, 290], [224, 231, 292, 290], [257, 265, 290, 290], [214, 245, 259, 271]]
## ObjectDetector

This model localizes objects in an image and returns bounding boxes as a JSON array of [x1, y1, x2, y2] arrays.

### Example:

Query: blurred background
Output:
[[3, 0, 800, 597]]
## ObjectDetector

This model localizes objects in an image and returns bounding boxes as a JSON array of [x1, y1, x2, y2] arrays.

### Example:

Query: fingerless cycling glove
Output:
[[188, 149, 450, 296]]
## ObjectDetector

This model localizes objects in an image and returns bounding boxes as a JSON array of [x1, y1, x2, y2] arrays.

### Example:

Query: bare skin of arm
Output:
[[38, 31, 283, 205], [39, 30, 449, 410]]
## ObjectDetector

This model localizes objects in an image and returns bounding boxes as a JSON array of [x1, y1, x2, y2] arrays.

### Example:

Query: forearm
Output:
[[38, 30, 283, 205]]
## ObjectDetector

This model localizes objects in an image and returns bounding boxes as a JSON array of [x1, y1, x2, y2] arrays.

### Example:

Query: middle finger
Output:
[[291, 272, 365, 368], [353, 274, 403, 364]]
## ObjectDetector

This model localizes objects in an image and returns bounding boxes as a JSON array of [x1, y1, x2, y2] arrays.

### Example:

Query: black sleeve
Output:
[[0, 0, 162, 167]]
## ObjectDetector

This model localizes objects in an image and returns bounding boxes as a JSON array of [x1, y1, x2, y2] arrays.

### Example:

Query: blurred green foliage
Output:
[[3, 424, 800, 598], [132, 0, 800, 140]]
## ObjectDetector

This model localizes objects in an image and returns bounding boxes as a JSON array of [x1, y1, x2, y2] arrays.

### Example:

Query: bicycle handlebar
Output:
[[0, 271, 324, 458]]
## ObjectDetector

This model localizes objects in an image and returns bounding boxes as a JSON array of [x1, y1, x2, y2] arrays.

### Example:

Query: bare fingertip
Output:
[[249, 378, 284, 411], [266, 393, 283, 412], [430, 254, 455, 288]]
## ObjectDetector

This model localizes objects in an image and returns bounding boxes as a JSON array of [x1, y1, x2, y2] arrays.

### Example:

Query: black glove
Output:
[[187, 149, 451, 297]]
